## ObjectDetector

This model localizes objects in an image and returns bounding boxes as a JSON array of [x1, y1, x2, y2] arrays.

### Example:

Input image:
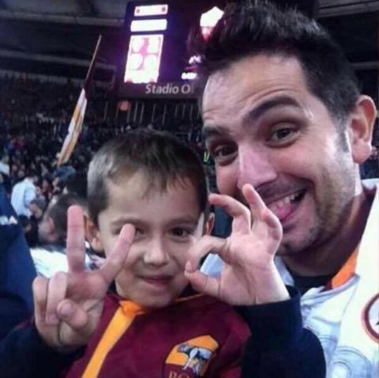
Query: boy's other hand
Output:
[[33, 206, 135, 350], [185, 184, 289, 306]]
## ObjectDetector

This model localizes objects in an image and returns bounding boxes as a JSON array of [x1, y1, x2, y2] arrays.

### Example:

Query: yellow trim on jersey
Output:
[[82, 301, 144, 378], [330, 249, 358, 290]]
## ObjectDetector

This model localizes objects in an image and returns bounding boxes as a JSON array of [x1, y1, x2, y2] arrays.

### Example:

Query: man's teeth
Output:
[[268, 193, 298, 212]]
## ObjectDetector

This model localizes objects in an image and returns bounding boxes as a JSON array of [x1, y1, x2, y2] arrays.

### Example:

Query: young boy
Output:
[[32, 130, 252, 377], [1, 130, 324, 377]]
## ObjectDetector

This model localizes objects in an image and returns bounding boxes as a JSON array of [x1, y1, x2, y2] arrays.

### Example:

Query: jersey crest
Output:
[[362, 293, 379, 343], [164, 335, 219, 377]]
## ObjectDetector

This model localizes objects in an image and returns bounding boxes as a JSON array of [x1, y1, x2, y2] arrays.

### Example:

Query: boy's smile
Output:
[[89, 171, 211, 310]]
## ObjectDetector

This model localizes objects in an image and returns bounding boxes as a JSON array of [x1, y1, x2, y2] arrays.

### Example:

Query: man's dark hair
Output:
[[191, 0, 360, 124], [87, 129, 209, 225]]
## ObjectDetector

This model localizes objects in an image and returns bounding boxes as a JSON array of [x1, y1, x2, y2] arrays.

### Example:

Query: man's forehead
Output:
[[201, 54, 309, 122], [203, 54, 305, 99]]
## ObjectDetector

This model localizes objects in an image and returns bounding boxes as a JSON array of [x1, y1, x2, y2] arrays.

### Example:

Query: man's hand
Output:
[[185, 184, 289, 306], [33, 206, 135, 350]]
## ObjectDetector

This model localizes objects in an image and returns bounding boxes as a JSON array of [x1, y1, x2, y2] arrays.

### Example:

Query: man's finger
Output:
[[185, 270, 221, 298], [209, 193, 251, 233], [99, 224, 135, 285], [45, 272, 68, 325], [67, 206, 86, 273], [186, 235, 230, 272], [242, 184, 267, 220], [243, 184, 282, 240]]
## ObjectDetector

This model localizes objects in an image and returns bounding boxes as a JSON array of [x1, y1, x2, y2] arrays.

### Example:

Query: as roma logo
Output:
[[362, 293, 379, 342]]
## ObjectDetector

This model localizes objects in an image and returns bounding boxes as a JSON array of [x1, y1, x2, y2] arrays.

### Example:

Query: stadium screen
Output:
[[119, 1, 224, 97]]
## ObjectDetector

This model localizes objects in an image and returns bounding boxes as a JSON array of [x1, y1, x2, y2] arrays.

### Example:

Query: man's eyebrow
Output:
[[202, 125, 229, 141], [202, 96, 302, 141], [244, 95, 302, 124]]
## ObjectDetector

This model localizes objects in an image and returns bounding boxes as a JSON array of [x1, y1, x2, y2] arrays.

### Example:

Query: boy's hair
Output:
[[87, 129, 209, 225], [191, 0, 360, 125]]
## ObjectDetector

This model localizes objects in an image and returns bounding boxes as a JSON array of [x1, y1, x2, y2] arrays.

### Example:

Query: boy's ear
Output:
[[85, 216, 103, 253], [204, 213, 215, 236], [348, 95, 377, 164]]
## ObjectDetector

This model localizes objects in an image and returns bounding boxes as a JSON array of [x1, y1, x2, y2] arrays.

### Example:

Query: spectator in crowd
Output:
[[0, 130, 324, 377], [31, 193, 97, 277], [11, 169, 36, 218], [0, 183, 36, 340], [195, 2, 378, 376]]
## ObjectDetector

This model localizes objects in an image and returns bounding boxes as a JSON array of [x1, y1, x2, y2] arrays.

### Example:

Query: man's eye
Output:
[[211, 144, 237, 160], [269, 127, 298, 143]]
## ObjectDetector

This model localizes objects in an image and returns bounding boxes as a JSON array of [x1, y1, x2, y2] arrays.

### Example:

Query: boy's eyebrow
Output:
[[166, 215, 200, 227], [110, 215, 200, 228], [110, 217, 143, 227]]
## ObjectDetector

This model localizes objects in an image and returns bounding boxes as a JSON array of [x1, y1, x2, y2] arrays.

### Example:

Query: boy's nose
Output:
[[143, 238, 170, 266]]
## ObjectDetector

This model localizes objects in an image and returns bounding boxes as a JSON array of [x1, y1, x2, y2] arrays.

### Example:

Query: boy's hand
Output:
[[33, 206, 135, 350], [185, 184, 289, 306]]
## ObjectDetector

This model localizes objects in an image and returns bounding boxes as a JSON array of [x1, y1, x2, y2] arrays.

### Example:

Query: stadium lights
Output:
[[134, 4, 169, 17], [131, 19, 168, 32]]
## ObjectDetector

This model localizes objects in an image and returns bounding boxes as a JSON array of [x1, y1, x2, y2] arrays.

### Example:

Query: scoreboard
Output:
[[117, 1, 225, 99]]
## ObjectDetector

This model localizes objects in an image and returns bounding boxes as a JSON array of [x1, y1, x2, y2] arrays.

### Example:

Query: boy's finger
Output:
[[45, 272, 68, 325], [186, 235, 230, 272], [209, 193, 251, 233], [185, 270, 220, 299], [33, 276, 49, 327], [99, 224, 135, 285], [57, 299, 89, 334], [67, 206, 86, 273]]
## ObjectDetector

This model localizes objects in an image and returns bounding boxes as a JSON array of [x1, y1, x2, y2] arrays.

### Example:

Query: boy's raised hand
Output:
[[33, 206, 135, 350], [185, 184, 289, 306]]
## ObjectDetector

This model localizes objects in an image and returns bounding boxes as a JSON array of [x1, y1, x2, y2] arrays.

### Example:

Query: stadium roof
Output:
[[0, 0, 377, 81]]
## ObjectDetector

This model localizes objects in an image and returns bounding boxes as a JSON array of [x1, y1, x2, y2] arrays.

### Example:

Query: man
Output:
[[197, 2, 378, 376], [11, 169, 36, 218]]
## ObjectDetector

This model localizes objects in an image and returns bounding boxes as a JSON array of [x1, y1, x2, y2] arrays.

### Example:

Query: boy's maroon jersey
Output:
[[65, 293, 249, 378]]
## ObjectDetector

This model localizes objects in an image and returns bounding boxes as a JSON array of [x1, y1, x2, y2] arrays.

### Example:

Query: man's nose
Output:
[[237, 146, 277, 191], [143, 237, 170, 266]]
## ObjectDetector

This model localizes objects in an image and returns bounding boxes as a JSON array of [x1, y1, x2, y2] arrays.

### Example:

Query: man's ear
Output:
[[85, 216, 103, 253], [204, 213, 215, 236], [348, 95, 377, 164]]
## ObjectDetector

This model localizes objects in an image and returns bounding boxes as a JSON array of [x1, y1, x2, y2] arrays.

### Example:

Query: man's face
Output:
[[202, 55, 359, 256], [93, 172, 209, 310]]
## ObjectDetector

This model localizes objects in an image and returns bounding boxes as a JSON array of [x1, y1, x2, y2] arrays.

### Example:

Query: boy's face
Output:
[[89, 171, 212, 310]]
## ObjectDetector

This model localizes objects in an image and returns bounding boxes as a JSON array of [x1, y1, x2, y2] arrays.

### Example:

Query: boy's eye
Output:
[[135, 227, 143, 234], [171, 228, 191, 237]]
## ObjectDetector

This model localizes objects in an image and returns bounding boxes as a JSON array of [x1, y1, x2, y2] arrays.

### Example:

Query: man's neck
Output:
[[282, 188, 375, 277]]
